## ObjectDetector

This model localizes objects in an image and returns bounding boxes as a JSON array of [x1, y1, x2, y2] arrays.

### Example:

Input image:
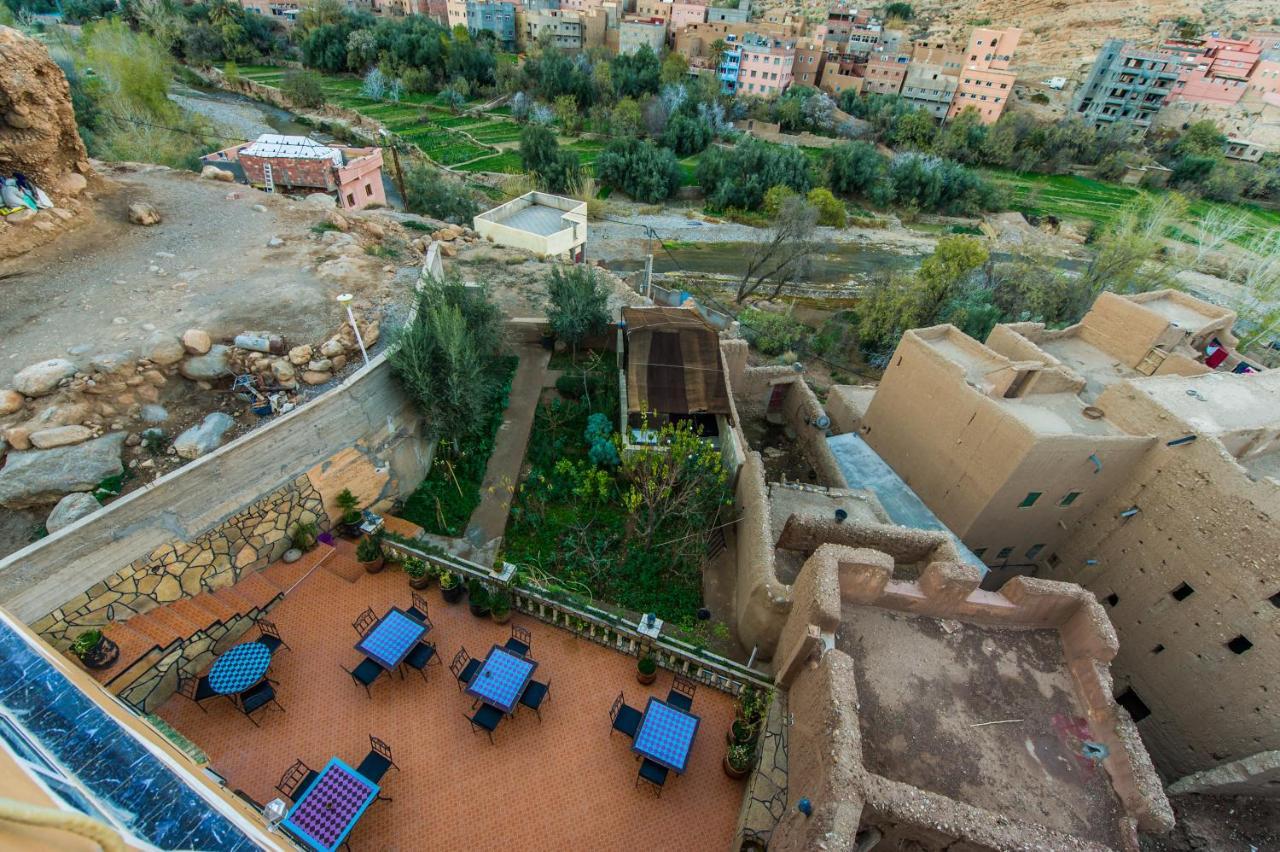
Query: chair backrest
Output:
[[410, 592, 429, 618], [352, 607, 377, 637], [369, 735, 393, 762], [450, 647, 471, 680], [510, 624, 531, 647], [276, 760, 311, 799], [672, 675, 697, 699], [257, 619, 281, 640], [610, 691, 625, 723], [176, 676, 199, 701]]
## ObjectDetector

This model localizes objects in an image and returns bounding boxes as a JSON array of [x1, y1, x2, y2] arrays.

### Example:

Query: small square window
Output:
[[1026, 544, 1045, 560], [1152, 644, 1165, 654], [1104, 592, 1119, 607], [1060, 491, 1082, 506], [1226, 635, 1253, 655], [973, 547, 987, 559], [1018, 492, 1042, 508], [1171, 582, 1195, 601], [996, 546, 1014, 560], [1115, 687, 1151, 722]]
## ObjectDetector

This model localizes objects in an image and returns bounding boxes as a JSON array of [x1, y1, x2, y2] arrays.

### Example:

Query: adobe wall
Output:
[[1075, 292, 1184, 369], [731, 362, 847, 488], [0, 355, 430, 629], [824, 384, 875, 434], [732, 451, 792, 659], [1049, 380, 1280, 783]]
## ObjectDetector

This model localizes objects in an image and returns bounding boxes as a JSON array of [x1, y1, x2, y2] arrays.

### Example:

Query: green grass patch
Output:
[[457, 151, 525, 173]]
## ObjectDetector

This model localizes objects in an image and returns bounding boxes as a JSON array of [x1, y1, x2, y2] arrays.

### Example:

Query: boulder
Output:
[[271, 360, 296, 385], [0, 389, 23, 415], [90, 351, 136, 375], [127, 202, 161, 226], [13, 359, 77, 397], [305, 193, 336, 209], [0, 432, 126, 508], [179, 345, 231, 381], [172, 412, 235, 460], [3, 427, 31, 450], [200, 165, 234, 183], [287, 344, 312, 366], [140, 404, 169, 423], [307, 358, 333, 373], [45, 491, 100, 533], [181, 328, 212, 355], [319, 337, 346, 358], [143, 332, 185, 366], [29, 425, 92, 449], [55, 173, 88, 197], [301, 370, 332, 385]]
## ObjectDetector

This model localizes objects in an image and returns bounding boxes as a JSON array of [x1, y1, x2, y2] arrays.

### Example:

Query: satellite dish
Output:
[[814, 414, 831, 430]]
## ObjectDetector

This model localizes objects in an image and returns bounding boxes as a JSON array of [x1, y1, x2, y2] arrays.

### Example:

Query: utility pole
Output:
[[380, 130, 408, 210]]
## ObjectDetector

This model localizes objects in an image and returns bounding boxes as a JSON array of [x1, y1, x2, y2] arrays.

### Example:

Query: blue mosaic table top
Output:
[[466, 645, 537, 714], [0, 619, 259, 851], [356, 608, 428, 670], [283, 757, 378, 852], [207, 641, 272, 695], [632, 697, 700, 773]]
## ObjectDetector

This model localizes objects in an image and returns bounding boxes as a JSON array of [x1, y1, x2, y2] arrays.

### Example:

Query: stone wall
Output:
[[732, 451, 791, 660], [31, 475, 323, 648]]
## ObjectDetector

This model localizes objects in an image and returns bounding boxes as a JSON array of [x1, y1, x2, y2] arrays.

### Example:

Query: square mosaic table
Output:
[[282, 757, 378, 852], [355, 607, 429, 671], [465, 644, 538, 714], [632, 697, 700, 774]]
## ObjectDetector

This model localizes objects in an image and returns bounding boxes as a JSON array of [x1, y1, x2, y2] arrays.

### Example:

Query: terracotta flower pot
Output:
[[409, 574, 430, 590], [723, 754, 750, 780], [361, 556, 384, 574], [636, 668, 657, 686], [441, 584, 464, 603], [490, 608, 511, 624]]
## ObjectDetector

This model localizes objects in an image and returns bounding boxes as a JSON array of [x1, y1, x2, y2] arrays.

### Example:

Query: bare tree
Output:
[[1191, 207, 1249, 269], [1229, 232, 1280, 350], [735, 196, 819, 304]]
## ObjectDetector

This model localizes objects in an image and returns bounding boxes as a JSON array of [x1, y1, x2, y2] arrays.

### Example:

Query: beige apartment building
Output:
[[828, 289, 1279, 790]]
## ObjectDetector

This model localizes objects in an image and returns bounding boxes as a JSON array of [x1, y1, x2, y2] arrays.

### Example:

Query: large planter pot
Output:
[[468, 601, 490, 618], [340, 521, 363, 539], [723, 754, 750, 780], [360, 556, 384, 574], [79, 637, 119, 670], [636, 668, 657, 686], [441, 583, 464, 603], [409, 574, 431, 590], [490, 608, 511, 625]]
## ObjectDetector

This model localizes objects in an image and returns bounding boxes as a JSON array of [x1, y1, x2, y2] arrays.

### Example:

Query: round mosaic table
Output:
[[207, 641, 272, 695]]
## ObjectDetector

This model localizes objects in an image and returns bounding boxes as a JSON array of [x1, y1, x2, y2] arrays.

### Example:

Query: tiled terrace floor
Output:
[[155, 542, 742, 851]]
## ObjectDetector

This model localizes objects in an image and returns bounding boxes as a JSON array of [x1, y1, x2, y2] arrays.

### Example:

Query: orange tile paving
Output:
[[155, 542, 744, 851]]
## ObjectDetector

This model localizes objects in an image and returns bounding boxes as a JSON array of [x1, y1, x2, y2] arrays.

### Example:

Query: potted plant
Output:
[[737, 685, 771, 728], [70, 629, 119, 670], [727, 718, 759, 746], [440, 571, 464, 603], [356, 535, 384, 573], [335, 488, 363, 538], [636, 653, 657, 685], [466, 578, 490, 618], [404, 556, 430, 589], [382, 543, 404, 571], [290, 521, 318, 552], [723, 742, 753, 780], [489, 589, 511, 624]]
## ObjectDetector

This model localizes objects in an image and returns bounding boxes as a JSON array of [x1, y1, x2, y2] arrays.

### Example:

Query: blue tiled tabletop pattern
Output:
[[465, 645, 537, 714], [633, 697, 700, 773], [356, 607, 428, 670], [207, 641, 272, 695], [283, 757, 379, 852], [0, 619, 259, 851]]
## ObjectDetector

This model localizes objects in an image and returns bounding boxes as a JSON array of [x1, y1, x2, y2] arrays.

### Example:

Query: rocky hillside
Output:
[[0, 26, 99, 260]]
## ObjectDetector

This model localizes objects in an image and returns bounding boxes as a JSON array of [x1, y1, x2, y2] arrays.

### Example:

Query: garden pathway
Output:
[[463, 343, 552, 559]]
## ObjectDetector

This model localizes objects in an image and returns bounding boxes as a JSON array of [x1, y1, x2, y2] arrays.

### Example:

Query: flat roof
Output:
[[496, 203, 570, 237], [1138, 293, 1225, 331], [997, 392, 1122, 436], [827, 433, 986, 573], [1035, 335, 1142, 402], [241, 134, 341, 164], [837, 606, 1127, 848], [1134, 369, 1280, 432]]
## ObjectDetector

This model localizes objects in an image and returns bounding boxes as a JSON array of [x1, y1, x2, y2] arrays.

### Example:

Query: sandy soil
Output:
[[0, 164, 413, 388]]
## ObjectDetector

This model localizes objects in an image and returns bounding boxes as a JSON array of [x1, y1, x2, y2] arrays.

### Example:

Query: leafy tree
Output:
[[360, 66, 387, 99], [403, 165, 479, 223], [594, 138, 681, 203], [61, 0, 116, 24], [884, 2, 913, 19], [828, 141, 888, 197], [519, 124, 581, 193], [661, 111, 712, 156], [611, 96, 643, 136], [281, 69, 326, 109], [620, 420, 730, 549], [762, 184, 797, 218], [660, 52, 689, 85], [808, 187, 846, 227], [348, 29, 379, 71], [613, 44, 661, 99], [547, 265, 610, 360], [1079, 196, 1182, 296], [554, 94, 582, 135], [892, 108, 938, 150], [697, 138, 814, 211], [933, 107, 986, 162], [1175, 120, 1227, 159]]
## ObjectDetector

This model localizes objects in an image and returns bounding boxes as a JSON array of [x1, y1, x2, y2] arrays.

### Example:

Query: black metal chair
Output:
[[276, 759, 319, 803], [401, 640, 440, 683], [406, 592, 430, 624], [239, 681, 283, 727], [609, 691, 643, 739], [636, 758, 668, 796], [466, 704, 504, 744], [356, 736, 399, 801], [504, 624, 532, 657], [519, 678, 550, 721], [352, 607, 378, 638], [176, 675, 221, 713], [450, 647, 482, 692], [256, 619, 290, 655], [667, 675, 697, 711], [341, 658, 384, 699]]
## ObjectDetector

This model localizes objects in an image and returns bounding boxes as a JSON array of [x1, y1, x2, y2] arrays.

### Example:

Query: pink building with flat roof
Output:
[[1167, 37, 1262, 106], [669, 2, 706, 30], [947, 26, 1020, 123], [736, 35, 796, 98], [1247, 59, 1280, 100]]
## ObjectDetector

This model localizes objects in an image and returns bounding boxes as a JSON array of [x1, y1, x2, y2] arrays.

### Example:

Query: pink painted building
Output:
[[1248, 59, 1280, 100], [947, 26, 1020, 123], [862, 51, 909, 95], [204, 135, 387, 211], [669, 1, 706, 31], [1167, 37, 1262, 106], [736, 34, 796, 98]]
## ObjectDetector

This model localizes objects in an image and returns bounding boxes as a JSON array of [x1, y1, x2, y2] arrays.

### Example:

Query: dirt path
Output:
[[463, 344, 552, 556]]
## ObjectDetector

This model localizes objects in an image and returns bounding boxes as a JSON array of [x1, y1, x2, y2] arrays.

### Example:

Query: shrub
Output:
[[356, 535, 383, 562], [828, 140, 888, 197], [697, 138, 813, 211], [547, 265, 610, 356], [808, 187, 846, 227], [594, 138, 681, 203], [637, 654, 656, 675], [585, 412, 619, 467], [740, 308, 808, 356], [403, 165, 479, 224], [761, 185, 797, 219], [336, 488, 361, 524], [282, 69, 326, 109]]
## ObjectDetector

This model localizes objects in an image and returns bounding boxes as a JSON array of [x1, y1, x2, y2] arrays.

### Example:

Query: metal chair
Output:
[[519, 679, 550, 721], [341, 658, 384, 699], [176, 675, 221, 713], [256, 619, 289, 655], [667, 675, 697, 711], [406, 592, 430, 624], [609, 691, 643, 739], [352, 607, 378, 638], [402, 640, 440, 683], [450, 647, 482, 692], [276, 759, 318, 803], [504, 624, 532, 657], [636, 758, 668, 796], [239, 681, 283, 727], [465, 704, 504, 744], [357, 736, 399, 801]]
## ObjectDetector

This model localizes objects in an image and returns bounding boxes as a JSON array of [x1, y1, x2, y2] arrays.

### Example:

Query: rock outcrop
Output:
[[0, 432, 126, 508]]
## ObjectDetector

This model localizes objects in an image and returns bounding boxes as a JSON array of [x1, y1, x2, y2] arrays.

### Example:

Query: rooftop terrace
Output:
[[154, 541, 741, 850]]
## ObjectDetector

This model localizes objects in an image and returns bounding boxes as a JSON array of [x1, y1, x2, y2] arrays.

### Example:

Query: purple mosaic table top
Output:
[[282, 757, 378, 852], [632, 697, 700, 773], [355, 607, 428, 670], [465, 644, 537, 714]]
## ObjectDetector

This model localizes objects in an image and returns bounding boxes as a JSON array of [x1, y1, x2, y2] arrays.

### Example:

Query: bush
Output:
[[697, 138, 813, 211], [585, 412, 619, 467], [403, 165, 479, 224], [827, 141, 888, 197], [661, 112, 712, 156], [282, 69, 326, 109], [594, 137, 681, 203], [808, 187, 846, 227], [740, 308, 808, 356], [519, 124, 581, 194]]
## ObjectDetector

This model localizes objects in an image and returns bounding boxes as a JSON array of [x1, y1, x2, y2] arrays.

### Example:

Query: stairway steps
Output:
[[93, 622, 161, 684]]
